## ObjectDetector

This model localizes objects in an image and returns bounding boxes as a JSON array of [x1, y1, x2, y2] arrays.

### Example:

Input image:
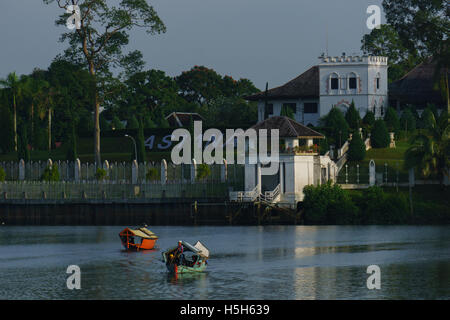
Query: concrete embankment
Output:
[[0, 199, 299, 226]]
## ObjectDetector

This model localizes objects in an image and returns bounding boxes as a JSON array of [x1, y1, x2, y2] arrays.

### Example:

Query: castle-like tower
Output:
[[318, 54, 388, 120], [247, 54, 388, 126]]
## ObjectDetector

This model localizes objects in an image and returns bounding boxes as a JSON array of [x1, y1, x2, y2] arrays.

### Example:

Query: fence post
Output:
[[74, 159, 81, 182], [221, 159, 227, 183], [191, 158, 197, 184], [161, 159, 167, 185], [132, 160, 138, 184], [19, 159, 25, 181], [369, 160, 376, 186], [103, 160, 109, 178]]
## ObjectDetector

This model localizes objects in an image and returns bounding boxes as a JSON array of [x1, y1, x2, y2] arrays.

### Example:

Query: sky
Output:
[[0, 0, 384, 90]]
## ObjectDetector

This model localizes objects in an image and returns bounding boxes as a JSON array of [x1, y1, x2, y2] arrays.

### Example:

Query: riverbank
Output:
[[0, 201, 301, 226]]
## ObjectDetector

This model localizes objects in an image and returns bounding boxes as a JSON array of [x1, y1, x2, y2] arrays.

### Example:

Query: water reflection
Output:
[[0, 225, 449, 299]]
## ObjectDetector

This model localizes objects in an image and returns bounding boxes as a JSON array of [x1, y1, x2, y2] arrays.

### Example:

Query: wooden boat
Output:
[[119, 227, 158, 251], [162, 241, 209, 274]]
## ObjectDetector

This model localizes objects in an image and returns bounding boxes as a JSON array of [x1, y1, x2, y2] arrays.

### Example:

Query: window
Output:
[[304, 103, 318, 114], [265, 103, 273, 115], [349, 77, 357, 89], [376, 77, 380, 89], [331, 78, 339, 90]]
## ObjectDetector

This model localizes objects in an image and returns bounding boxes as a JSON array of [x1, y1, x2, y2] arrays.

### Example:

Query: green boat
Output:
[[162, 240, 209, 274]]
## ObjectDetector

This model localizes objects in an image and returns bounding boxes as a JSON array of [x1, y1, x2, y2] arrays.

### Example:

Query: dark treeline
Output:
[[0, 61, 259, 159]]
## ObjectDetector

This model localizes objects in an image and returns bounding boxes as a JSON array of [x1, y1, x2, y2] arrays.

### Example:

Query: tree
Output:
[[120, 69, 182, 126], [196, 163, 211, 181], [136, 117, 146, 163], [421, 107, 436, 129], [361, 24, 422, 82], [348, 132, 366, 161], [322, 107, 349, 148], [176, 66, 223, 105], [303, 182, 358, 225], [384, 107, 400, 134], [23, 73, 50, 149], [401, 108, 416, 139], [345, 100, 361, 130], [0, 72, 22, 151], [382, 0, 449, 113], [404, 113, 449, 185], [17, 124, 30, 162], [126, 115, 139, 130], [45, 0, 166, 165], [0, 102, 14, 154], [363, 111, 376, 127], [41, 164, 60, 182], [112, 116, 124, 130], [66, 122, 78, 161], [371, 120, 390, 148], [99, 113, 111, 131]]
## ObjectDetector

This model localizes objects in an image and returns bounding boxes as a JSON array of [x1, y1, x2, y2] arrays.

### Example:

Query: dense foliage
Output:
[[371, 120, 390, 148], [348, 133, 366, 161], [303, 184, 411, 225]]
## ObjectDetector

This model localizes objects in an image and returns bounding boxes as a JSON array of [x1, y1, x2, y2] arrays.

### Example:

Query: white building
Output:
[[229, 116, 338, 208], [246, 54, 389, 126]]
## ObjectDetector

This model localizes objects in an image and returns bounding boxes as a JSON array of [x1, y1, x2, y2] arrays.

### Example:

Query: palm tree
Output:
[[23, 76, 50, 149], [0, 72, 22, 151], [404, 112, 450, 186]]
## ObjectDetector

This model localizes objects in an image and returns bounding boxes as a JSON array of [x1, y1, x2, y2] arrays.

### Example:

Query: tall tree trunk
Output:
[[13, 94, 17, 152], [31, 102, 34, 150], [94, 95, 101, 165], [89, 61, 101, 165], [48, 108, 52, 151]]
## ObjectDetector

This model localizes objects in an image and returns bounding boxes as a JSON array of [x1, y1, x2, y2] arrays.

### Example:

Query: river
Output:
[[0, 225, 448, 299]]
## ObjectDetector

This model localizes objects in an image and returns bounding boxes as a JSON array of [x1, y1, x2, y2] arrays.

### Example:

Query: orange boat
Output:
[[119, 227, 159, 251]]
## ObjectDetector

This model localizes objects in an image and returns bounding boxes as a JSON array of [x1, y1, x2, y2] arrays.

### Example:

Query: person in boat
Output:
[[177, 241, 184, 263]]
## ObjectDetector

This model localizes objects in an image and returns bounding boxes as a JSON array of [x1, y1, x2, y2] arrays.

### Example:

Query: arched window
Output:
[[329, 73, 339, 90], [348, 72, 358, 90], [376, 73, 381, 90]]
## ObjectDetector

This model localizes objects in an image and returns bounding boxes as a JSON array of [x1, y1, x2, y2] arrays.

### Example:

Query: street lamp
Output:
[[124, 134, 137, 161]]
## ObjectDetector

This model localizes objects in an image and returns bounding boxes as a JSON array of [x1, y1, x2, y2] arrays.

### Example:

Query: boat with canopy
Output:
[[119, 227, 158, 251], [162, 240, 210, 274]]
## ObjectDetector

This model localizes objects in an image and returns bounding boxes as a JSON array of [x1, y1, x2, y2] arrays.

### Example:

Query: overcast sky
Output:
[[0, 0, 384, 90]]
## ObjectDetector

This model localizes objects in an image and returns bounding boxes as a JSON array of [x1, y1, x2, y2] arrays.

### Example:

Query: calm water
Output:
[[0, 225, 449, 300]]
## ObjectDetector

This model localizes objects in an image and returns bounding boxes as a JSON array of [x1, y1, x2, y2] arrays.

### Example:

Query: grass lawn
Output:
[[341, 139, 412, 183]]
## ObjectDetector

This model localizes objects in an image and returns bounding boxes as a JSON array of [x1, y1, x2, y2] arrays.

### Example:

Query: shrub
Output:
[[384, 107, 400, 133], [95, 168, 108, 181], [363, 111, 375, 127], [324, 108, 349, 148], [371, 120, 390, 148], [303, 182, 358, 224], [420, 107, 436, 129], [400, 108, 416, 132], [146, 168, 159, 181], [354, 186, 409, 224], [348, 132, 366, 161], [41, 164, 60, 182], [345, 100, 361, 129], [0, 167, 6, 182], [196, 163, 211, 181], [112, 116, 124, 130], [126, 115, 139, 129]]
